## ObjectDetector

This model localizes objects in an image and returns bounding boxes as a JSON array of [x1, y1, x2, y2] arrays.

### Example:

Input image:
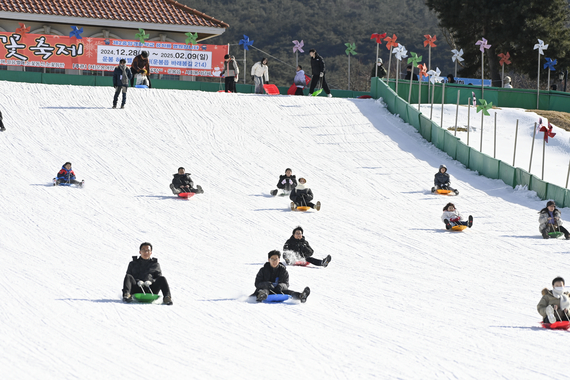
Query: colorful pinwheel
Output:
[[135, 28, 149, 45], [539, 123, 556, 143], [393, 44, 408, 93], [476, 99, 493, 116], [451, 48, 464, 78], [345, 43, 357, 90], [427, 67, 442, 84], [239, 35, 254, 51], [475, 38, 491, 97], [69, 26, 83, 39], [498, 52, 511, 66], [424, 35, 437, 48], [476, 38, 491, 52], [15, 23, 30, 36], [418, 63, 428, 80], [185, 32, 198, 45], [292, 40, 304, 53], [382, 34, 398, 84], [544, 57, 557, 71], [370, 33, 387, 44], [534, 39, 548, 106]]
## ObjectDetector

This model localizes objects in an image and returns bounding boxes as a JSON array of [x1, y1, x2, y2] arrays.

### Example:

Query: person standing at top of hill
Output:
[[309, 49, 331, 97], [131, 51, 151, 88], [293, 65, 307, 95], [405, 65, 418, 81], [251, 57, 269, 94], [221, 54, 239, 93], [112, 59, 132, 109], [370, 58, 387, 79]]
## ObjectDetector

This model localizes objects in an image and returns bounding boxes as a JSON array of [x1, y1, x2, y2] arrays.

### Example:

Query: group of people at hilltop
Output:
[[111, 51, 151, 109]]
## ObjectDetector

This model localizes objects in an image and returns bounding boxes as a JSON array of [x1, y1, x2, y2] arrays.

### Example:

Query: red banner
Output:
[[0, 32, 229, 77]]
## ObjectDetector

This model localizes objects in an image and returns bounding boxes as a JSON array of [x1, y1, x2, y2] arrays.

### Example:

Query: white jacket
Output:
[[441, 210, 463, 224], [251, 62, 269, 81]]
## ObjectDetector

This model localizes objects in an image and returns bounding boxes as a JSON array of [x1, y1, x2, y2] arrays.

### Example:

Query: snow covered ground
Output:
[[0, 81, 569, 380]]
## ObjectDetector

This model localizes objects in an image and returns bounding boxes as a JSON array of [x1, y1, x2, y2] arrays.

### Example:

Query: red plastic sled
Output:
[[541, 321, 570, 330], [293, 261, 310, 267], [263, 84, 280, 95], [357, 95, 373, 99], [177, 192, 195, 199]]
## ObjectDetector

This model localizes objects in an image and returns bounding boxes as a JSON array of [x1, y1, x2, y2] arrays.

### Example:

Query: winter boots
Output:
[[546, 305, 557, 323], [468, 215, 473, 228], [542, 229, 550, 239], [256, 290, 268, 302], [123, 293, 132, 303], [163, 296, 173, 305], [444, 219, 452, 230], [322, 255, 332, 268], [298, 287, 311, 303], [315, 201, 321, 211]]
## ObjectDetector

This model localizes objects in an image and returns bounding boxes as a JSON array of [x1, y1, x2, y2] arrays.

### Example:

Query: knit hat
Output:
[[553, 276, 565, 286], [268, 250, 281, 259], [292, 226, 303, 235]]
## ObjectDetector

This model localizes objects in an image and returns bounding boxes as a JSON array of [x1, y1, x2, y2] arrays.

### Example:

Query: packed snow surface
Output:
[[0, 81, 569, 379]]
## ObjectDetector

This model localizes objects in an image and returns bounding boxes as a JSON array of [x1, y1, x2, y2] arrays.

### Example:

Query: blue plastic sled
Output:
[[263, 294, 292, 303], [135, 84, 149, 89], [58, 183, 72, 186]]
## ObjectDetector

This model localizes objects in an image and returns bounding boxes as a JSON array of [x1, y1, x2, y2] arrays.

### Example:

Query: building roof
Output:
[[0, 0, 229, 29]]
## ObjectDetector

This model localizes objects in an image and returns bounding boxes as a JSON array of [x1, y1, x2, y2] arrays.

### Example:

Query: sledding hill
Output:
[[0, 82, 567, 379]]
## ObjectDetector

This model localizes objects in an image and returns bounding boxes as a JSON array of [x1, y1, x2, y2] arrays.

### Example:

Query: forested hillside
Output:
[[182, 0, 450, 91]]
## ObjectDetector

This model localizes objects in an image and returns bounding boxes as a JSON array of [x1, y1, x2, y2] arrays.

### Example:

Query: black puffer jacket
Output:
[[434, 165, 450, 187], [126, 256, 162, 282], [310, 54, 325, 76], [290, 187, 313, 203], [283, 236, 314, 258], [277, 174, 297, 189], [255, 262, 289, 289], [172, 173, 194, 189]]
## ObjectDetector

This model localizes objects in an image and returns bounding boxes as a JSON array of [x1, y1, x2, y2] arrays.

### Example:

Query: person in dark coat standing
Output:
[[220, 54, 239, 93], [122, 242, 173, 305], [404, 65, 418, 80], [308, 49, 331, 97], [370, 58, 387, 79], [290, 177, 321, 210], [170, 167, 204, 195], [270, 168, 297, 196], [130, 51, 151, 87], [112, 59, 132, 109], [283, 226, 331, 267], [253, 250, 310, 303], [431, 164, 458, 195]]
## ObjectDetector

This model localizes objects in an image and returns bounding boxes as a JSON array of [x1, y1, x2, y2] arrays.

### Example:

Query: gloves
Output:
[[281, 179, 287, 184], [137, 280, 144, 287], [450, 217, 460, 223], [144, 280, 152, 287], [319, 72, 324, 77]]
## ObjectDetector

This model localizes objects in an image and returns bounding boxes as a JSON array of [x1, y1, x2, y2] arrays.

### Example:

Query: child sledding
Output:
[[432, 164, 459, 195], [53, 162, 83, 187], [537, 276, 570, 329], [290, 177, 321, 211], [538, 201, 570, 239], [441, 202, 473, 231], [270, 168, 296, 196]]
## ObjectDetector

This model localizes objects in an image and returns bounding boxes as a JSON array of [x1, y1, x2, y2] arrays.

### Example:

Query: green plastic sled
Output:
[[548, 231, 564, 238], [133, 293, 160, 303]]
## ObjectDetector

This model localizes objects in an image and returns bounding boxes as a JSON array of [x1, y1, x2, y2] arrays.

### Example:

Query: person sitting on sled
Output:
[[283, 226, 331, 267], [538, 200, 570, 239], [55, 162, 83, 187], [432, 164, 459, 195], [170, 167, 204, 195], [290, 177, 321, 210], [252, 250, 310, 303], [271, 168, 297, 196], [441, 202, 473, 230], [537, 276, 570, 323], [122, 242, 173, 305]]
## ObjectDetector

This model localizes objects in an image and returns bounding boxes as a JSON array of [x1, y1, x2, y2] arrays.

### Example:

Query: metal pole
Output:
[[480, 109, 484, 152], [375, 43, 379, 78], [430, 81, 435, 120], [454, 90, 459, 136], [502, 65, 505, 88], [513, 120, 519, 166], [565, 159, 570, 188], [493, 112, 497, 158], [418, 78, 421, 111], [407, 67, 414, 103], [387, 47, 393, 86], [481, 50, 485, 99], [537, 54, 541, 109], [348, 55, 351, 90], [396, 60, 400, 94], [542, 135, 546, 180], [441, 82, 445, 127], [565, 69, 568, 92], [467, 97, 471, 146], [529, 122, 537, 173], [243, 48, 246, 84]]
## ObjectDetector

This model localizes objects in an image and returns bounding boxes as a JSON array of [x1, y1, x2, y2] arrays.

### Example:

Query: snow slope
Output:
[[0, 81, 568, 380]]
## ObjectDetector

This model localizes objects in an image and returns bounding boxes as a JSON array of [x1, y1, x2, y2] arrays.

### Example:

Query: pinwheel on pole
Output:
[[476, 99, 493, 152], [345, 42, 357, 90], [185, 32, 198, 45], [239, 35, 254, 84], [475, 38, 491, 98], [451, 49, 464, 79], [15, 23, 31, 36], [424, 35, 437, 71], [292, 40, 304, 68], [539, 121, 556, 180], [393, 44, 408, 93], [417, 63, 428, 110], [135, 28, 150, 53], [427, 67, 442, 120], [69, 26, 83, 39], [534, 39, 548, 108], [544, 57, 557, 91], [384, 34, 398, 85], [498, 52, 511, 87], [407, 52, 422, 103], [370, 33, 387, 78]]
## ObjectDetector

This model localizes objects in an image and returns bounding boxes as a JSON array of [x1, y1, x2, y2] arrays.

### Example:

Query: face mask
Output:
[[553, 287, 565, 296]]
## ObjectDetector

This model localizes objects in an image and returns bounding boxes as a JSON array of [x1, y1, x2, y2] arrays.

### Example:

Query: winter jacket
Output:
[[290, 184, 313, 204], [405, 71, 418, 81], [113, 65, 132, 87], [131, 55, 150, 76], [172, 173, 194, 189], [294, 70, 306, 87], [277, 174, 297, 189], [255, 262, 289, 290], [56, 166, 76, 182], [126, 256, 162, 283], [371, 63, 387, 78], [251, 61, 269, 82], [283, 236, 314, 258], [221, 59, 239, 78], [310, 54, 325, 76], [537, 288, 570, 320], [434, 166, 450, 187], [539, 209, 563, 233], [441, 210, 463, 224]]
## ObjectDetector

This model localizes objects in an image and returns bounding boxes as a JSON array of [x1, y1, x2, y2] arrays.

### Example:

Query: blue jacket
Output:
[[56, 166, 76, 182], [113, 66, 132, 87]]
